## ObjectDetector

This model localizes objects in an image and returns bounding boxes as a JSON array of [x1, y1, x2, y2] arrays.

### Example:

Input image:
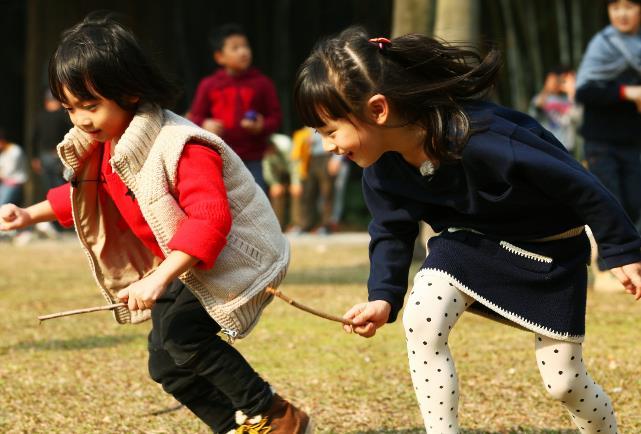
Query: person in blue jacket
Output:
[[294, 27, 641, 433]]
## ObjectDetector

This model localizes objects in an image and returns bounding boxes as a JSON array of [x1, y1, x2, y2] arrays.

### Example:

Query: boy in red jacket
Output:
[[189, 23, 281, 192]]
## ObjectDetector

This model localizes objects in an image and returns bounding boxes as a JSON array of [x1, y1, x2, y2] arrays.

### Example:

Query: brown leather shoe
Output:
[[234, 394, 312, 434]]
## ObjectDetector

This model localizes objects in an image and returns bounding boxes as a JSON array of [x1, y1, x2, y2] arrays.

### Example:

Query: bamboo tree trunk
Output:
[[499, 0, 527, 110], [556, 0, 571, 66], [570, 0, 584, 67], [392, 0, 435, 37], [521, 1, 543, 91], [433, 0, 480, 42]]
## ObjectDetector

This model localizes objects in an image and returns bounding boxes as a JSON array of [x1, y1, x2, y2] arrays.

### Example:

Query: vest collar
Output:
[[57, 103, 163, 177]]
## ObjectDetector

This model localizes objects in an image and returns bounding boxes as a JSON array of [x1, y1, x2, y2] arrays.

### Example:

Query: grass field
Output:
[[0, 235, 640, 434]]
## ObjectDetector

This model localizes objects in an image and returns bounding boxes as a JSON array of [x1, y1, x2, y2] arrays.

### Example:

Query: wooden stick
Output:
[[37, 289, 356, 327], [38, 303, 126, 322], [266, 287, 356, 326]]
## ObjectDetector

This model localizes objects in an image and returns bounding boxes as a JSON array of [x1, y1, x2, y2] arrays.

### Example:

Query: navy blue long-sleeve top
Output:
[[575, 70, 641, 145], [364, 102, 641, 322]]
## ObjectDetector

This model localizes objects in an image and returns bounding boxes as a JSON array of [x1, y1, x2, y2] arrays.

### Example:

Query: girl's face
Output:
[[61, 86, 136, 144], [608, 0, 641, 34], [316, 115, 385, 168]]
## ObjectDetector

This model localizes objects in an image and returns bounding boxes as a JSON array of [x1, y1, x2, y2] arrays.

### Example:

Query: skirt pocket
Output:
[[497, 240, 554, 273]]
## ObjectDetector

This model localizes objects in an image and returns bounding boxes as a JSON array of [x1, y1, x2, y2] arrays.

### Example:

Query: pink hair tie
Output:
[[368, 37, 391, 51]]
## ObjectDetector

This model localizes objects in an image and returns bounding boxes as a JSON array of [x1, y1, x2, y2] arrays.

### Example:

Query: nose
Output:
[[74, 113, 92, 128]]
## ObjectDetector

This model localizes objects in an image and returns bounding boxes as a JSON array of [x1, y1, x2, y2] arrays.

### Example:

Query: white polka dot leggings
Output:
[[403, 270, 618, 434]]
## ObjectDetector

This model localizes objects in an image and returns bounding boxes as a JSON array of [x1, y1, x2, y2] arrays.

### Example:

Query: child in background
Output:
[[0, 128, 28, 207], [262, 133, 298, 230], [576, 0, 641, 228], [0, 13, 311, 434], [189, 23, 282, 192], [294, 27, 641, 433], [529, 66, 580, 154], [291, 127, 335, 234]]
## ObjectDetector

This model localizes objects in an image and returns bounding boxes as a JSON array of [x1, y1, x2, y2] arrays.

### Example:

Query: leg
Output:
[[535, 334, 618, 433], [244, 159, 268, 193], [616, 146, 641, 226], [402, 270, 474, 433], [150, 280, 273, 429], [584, 141, 622, 270], [316, 154, 336, 229], [300, 164, 319, 231], [148, 346, 236, 433]]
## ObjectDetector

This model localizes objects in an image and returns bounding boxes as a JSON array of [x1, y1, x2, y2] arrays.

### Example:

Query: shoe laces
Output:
[[235, 417, 272, 434]]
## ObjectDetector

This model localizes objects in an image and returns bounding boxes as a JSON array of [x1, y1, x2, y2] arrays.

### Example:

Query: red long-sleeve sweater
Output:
[[188, 67, 281, 161], [47, 142, 232, 269]]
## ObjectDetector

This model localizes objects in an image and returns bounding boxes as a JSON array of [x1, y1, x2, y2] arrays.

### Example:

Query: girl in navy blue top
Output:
[[294, 27, 641, 433]]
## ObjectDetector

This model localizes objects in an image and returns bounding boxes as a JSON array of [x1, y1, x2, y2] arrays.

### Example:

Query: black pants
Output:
[[585, 140, 641, 270], [147, 280, 273, 433]]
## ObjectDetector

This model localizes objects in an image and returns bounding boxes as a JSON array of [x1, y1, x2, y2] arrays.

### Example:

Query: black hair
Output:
[[547, 65, 573, 76], [48, 11, 181, 110], [294, 26, 501, 162], [209, 23, 247, 52], [0, 127, 6, 142]]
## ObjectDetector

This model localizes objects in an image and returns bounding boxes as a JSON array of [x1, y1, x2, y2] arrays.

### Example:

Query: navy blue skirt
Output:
[[421, 229, 591, 342]]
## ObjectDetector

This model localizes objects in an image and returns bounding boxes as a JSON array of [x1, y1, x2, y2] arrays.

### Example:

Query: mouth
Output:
[[83, 129, 101, 136]]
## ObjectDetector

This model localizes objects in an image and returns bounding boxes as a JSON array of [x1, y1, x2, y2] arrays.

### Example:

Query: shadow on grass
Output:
[[0, 333, 140, 353], [348, 429, 578, 434], [283, 264, 370, 285]]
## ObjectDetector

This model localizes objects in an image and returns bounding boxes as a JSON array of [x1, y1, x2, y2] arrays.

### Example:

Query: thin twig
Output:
[[266, 287, 356, 326], [38, 303, 126, 322], [37, 288, 356, 328]]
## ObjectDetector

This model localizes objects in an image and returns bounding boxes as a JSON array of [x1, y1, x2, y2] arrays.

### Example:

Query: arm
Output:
[[0, 200, 57, 231], [117, 250, 199, 311], [118, 144, 232, 310], [188, 78, 213, 127], [510, 133, 641, 297], [575, 81, 624, 106], [343, 169, 418, 337], [258, 79, 282, 135]]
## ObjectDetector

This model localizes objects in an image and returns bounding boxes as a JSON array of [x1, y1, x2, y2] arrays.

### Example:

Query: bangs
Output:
[[294, 57, 352, 128], [49, 46, 101, 104]]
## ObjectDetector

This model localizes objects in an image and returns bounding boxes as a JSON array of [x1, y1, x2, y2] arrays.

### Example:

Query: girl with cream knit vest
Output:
[[0, 13, 311, 434]]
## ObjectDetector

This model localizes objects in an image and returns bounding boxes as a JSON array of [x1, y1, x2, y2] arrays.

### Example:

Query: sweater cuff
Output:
[[601, 249, 641, 270], [368, 290, 403, 323], [168, 219, 228, 270], [46, 183, 74, 228], [619, 85, 627, 101]]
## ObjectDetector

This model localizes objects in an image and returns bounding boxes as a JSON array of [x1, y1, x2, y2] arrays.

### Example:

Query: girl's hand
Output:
[[117, 274, 167, 311], [0, 204, 32, 231], [343, 300, 391, 338], [610, 262, 641, 300]]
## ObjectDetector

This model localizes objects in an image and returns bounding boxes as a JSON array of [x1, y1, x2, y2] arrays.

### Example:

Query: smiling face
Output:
[[316, 115, 386, 168], [608, 0, 641, 34], [61, 86, 136, 143]]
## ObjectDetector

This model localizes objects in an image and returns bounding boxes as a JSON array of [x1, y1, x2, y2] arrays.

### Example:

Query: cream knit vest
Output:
[[56, 104, 289, 339]]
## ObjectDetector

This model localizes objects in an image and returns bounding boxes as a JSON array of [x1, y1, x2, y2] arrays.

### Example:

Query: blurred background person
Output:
[[327, 154, 351, 232], [576, 0, 641, 289], [291, 126, 335, 235], [529, 66, 582, 157], [188, 23, 281, 192], [31, 90, 71, 195], [262, 133, 300, 231], [0, 128, 27, 207]]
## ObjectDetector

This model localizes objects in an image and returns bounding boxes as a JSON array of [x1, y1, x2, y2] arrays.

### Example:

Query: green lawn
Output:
[[0, 236, 639, 433]]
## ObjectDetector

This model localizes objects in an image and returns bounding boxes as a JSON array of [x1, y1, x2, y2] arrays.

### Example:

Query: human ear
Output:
[[366, 94, 389, 125], [213, 51, 224, 65]]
